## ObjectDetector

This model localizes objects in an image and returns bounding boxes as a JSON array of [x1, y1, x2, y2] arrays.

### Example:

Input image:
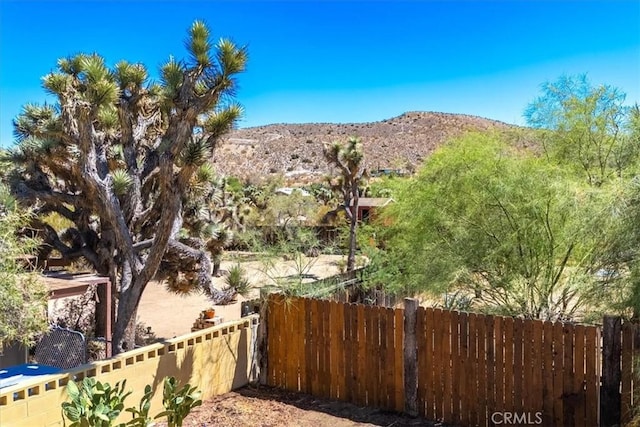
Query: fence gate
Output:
[[413, 307, 600, 426]]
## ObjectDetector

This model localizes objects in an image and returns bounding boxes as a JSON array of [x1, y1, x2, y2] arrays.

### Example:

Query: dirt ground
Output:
[[157, 385, 443, 427], [138, 254, 443, 427], [137, 253, 345, 339]]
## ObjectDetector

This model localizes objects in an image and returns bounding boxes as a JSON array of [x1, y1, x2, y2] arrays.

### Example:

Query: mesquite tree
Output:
[[323, 136, 365, 272], [4, 21, 247, 353], [0, 184, 49, 347]]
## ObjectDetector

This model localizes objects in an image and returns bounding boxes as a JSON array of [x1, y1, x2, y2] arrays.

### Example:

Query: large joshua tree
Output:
[[4, 21, 247, 354], [323, 136, 365, 273]]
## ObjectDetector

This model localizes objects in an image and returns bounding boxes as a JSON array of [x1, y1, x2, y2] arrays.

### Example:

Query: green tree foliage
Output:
[[365, 76, 640, 321], [601, 108, 640, 320], [524, 74, 637, 185], [241, 179, 320, 251], [525, 75, 640, 318], [4, 21, 246, 353], [0, 184, 49, 347], [323, 136, 365, 272], [377, 133, 619, 320]]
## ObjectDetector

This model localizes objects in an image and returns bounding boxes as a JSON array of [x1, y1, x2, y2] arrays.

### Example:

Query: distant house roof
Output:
[[352, 198, 394, 208], [275, 187, 311, 197], [369, 168, 408, 177]]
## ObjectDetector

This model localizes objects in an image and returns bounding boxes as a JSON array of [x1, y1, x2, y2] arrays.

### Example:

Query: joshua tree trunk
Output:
[[346, 181, 359, 273], [7, 21, 247, 356], [112, 262, 149, 353], [324, 137, 364, 275]]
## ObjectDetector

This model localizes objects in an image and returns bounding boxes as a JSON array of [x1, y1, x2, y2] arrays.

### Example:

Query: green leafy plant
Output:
[[158, 377, 202, 427], [61, 378, 132, 427], [61, 376, 202, 427], [0, 184, 49, 347], [124, 384, 153, 427]]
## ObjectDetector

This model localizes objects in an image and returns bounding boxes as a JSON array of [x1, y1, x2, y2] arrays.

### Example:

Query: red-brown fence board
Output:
[[562, 323, 574, 426], [573, 324, 586, 426], [434, 308, 444, 422], [416, 306, 427, 418], [468, 312, 478, 426], [459, 311, 470, 426], [503, 316, 514, 415], [266, 295, 275, 387], [531, 320, 544, 419], [450, 310, 461, 424], [552, 321, 564, 426], [478, 312, 488, 427], [622, 322, 633, 423], [298, 298, 307, 392], [585, 326, 598, 427], [523, 318, 534, 416], [513, 317, 524, 414], [394, 308, 405, 413], [442, 309, 453, 423], [342, 302, 353, 402], [384, 308, 394, 409], [303, 297, 313, 394], [542, 321, 554, 426], [284, 301, 295, 391], [311, 298, 321, 395], [336, 301, 347, 400], [356, 303, 366, 406], [364, 305, 374, 406], [494, 315, 504, 416], [621, 322, 640, 425]]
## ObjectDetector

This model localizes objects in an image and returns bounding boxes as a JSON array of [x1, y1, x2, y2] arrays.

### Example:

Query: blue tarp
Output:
[[0, 364, 62, 388]]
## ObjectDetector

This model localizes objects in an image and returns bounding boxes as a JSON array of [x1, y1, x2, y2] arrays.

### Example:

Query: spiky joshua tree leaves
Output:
[[5, 21, 247, 354], [323, 136, 365, 272]]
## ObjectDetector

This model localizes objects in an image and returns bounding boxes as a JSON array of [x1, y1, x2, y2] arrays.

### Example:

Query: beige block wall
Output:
[[0, 315, 259, 427]]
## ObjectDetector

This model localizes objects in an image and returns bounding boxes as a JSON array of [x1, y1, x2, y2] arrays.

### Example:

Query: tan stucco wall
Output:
[[0, 315, 259, 427]]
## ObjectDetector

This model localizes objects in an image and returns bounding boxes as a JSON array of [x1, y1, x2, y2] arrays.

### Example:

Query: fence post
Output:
[[404, 298, 419, 416], [601, 316, 622, 427], [257, 290, 270, 385]]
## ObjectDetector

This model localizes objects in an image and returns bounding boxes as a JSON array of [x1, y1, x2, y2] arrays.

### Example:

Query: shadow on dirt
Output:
[[235, 384, 448, 427]]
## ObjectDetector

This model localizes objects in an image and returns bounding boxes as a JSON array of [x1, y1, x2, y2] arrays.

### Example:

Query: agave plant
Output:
[[223, 263, 253, 298]]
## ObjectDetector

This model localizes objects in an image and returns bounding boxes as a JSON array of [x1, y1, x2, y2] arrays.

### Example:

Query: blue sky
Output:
[[0, 0, 638, 147]]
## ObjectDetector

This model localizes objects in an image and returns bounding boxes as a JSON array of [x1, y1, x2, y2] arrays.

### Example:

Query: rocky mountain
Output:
[[213, 111, 514, 184]]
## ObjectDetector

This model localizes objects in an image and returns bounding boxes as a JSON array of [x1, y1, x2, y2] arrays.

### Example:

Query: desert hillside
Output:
[[213, 111, 514, 183]]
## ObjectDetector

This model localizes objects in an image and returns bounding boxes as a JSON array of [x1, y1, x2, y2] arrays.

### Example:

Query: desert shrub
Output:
[[223, 264, 253, 297], [0, 185, 49, 346], [51, 285, 97, 337]]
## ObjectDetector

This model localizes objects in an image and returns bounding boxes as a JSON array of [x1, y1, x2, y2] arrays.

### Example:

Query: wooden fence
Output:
[[266, 295, 405, 411], [265, 295, 640, 427], [621, 320, 640, 424], [414, 307, 599, 426], [602, 316, 640, 425]]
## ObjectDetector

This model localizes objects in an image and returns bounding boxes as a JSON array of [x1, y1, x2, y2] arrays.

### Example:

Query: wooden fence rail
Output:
[[265, 295, 639, 427]]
